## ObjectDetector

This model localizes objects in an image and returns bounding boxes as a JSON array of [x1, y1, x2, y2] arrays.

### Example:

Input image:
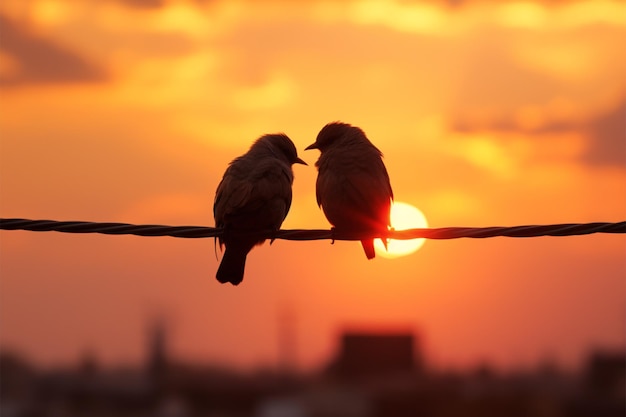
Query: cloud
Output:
[[0, 14, 107, 86], [451, 94, 626, 170], [230, 73, 297, 111], [583, 97, 626, 169], [114, 0, 167, 9]]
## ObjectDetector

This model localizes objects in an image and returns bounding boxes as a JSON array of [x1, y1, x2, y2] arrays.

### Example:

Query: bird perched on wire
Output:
[[214, 134, 307, 285], [305, 122, 394, 259]]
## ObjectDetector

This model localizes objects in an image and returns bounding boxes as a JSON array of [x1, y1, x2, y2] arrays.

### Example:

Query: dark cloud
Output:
[[583, 97, 626, 168], [452, 94, 626, 170], [0, 14, 107, 86], [452, 116, 569, 134], [115, 0, 167, 9]]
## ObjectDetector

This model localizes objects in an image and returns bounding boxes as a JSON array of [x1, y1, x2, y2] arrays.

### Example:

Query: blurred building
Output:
[[0, 322, 624, 417], [327, 331, 421, 379], [566, 351, 626, 417]]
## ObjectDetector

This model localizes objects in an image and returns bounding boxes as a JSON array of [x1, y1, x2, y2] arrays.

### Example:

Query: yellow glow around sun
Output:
[[375, 201, 428, 259]]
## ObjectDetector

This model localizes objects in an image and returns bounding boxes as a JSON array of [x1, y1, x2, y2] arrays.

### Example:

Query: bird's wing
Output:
[[345, 168, 392, 220], [248, 163, 293, 221], [317, 156, 393, 230], [215, 161, 292, 229]]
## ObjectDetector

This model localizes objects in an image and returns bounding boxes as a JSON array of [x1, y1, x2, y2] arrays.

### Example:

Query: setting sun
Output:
[[375, 201, 428, 258]]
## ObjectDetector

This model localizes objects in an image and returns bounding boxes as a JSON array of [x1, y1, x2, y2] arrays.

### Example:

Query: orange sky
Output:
[[1, 0, 625, 372]]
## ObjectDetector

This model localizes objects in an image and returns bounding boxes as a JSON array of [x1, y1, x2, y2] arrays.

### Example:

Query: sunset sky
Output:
[[1, 0, 624, 373]]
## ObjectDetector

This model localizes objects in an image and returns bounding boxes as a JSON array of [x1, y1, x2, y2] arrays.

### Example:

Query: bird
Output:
[[305, 122, 394, 259], [214, 134, 307, 285]]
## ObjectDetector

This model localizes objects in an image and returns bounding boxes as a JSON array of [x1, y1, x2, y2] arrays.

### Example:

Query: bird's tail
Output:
[[216, 246, 248, 285], [361, 239, 376, 260]]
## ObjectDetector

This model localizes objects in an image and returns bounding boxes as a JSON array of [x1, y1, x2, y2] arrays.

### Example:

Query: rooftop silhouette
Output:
[[1, 319, 623, 417]]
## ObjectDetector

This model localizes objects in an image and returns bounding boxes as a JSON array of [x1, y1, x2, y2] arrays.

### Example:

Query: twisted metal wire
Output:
[[1, 218, 624, 240]]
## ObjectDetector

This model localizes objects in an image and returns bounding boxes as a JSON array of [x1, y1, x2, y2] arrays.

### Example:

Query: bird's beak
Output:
[[305, 142, 318, 150], [295, 157, 308, 165]]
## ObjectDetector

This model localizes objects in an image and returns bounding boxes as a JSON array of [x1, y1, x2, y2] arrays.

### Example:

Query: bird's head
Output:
[[305, 122, 364, 152], [256, 133, 307, 166]]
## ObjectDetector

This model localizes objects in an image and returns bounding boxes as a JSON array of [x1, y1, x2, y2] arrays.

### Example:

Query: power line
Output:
[[1, 218, 624, 240]]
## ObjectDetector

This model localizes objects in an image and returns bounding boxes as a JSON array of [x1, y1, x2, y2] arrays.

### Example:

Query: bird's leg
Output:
[[330, 226, 336, 245], [382, 227, 394, 250], [214, 227, 227, 260], [213, 237, 221, 260]]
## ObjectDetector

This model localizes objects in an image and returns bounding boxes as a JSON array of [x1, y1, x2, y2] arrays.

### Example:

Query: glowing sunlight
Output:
[[375, 201, 429, 259]]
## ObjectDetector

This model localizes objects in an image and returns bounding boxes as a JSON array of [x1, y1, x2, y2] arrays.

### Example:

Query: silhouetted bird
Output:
[[306, 122, 393, 259], [214, 134, 307, 285]]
